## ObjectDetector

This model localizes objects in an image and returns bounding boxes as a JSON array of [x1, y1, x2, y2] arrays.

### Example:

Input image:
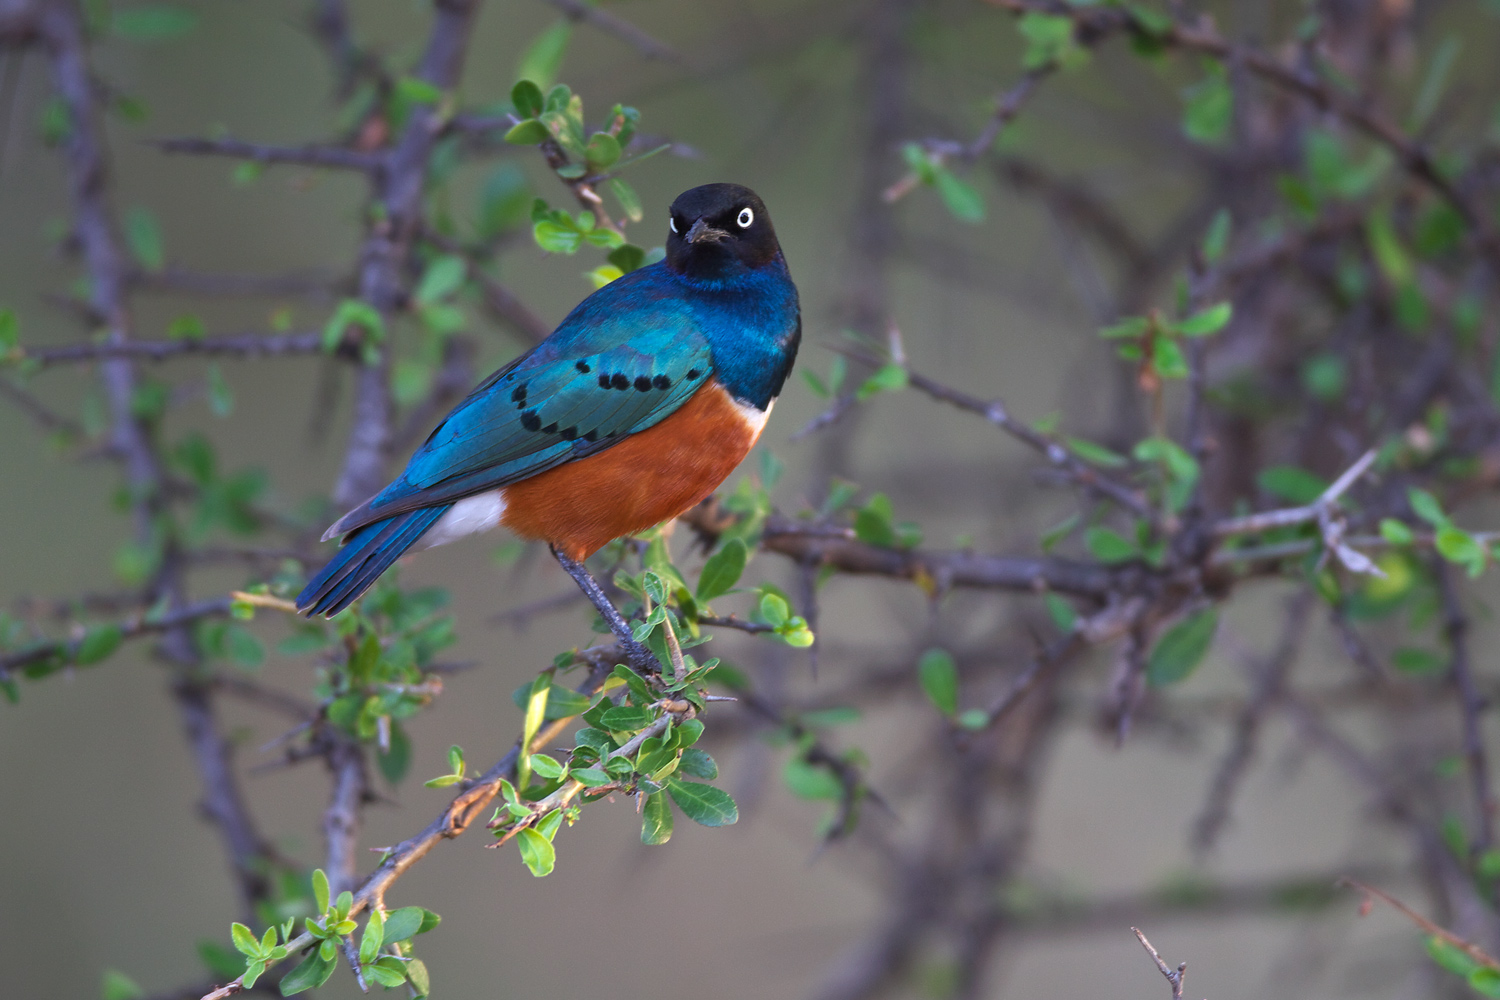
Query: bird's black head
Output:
[[664, 183, 781, 280]]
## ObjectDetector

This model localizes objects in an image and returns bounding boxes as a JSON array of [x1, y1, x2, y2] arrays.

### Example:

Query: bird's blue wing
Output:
[[327, 267, 716, 535]]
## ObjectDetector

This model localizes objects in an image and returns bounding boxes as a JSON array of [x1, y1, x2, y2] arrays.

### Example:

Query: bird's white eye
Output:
[[736, 207, 754, 228], [669, 216, 678, 234]]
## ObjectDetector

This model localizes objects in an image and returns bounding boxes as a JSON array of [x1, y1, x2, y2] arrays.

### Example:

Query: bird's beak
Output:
[[685, 216, 730, 244]]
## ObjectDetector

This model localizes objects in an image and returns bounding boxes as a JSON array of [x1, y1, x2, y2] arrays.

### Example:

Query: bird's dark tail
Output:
[[296, 505, 451, 617]]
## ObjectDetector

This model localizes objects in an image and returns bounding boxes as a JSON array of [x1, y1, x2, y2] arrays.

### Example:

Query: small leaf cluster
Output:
[[1099, 302, 1233, 383], [899, 144, 985, 223], [277, 577, 455, 783], [271, 869, 439, 996], [490, 660, 734, 865]]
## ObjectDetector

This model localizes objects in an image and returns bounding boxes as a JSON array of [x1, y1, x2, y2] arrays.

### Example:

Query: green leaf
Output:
[[1201, 208, 1231, 264], [511, 79, 544, 118], [678, 748, 718, 779], [607, 243, 645, 274], [917, 648, 958, 716], [1017, 11, 1080, 70], [112, 6, 196, 40], [1392, 647, 1445, 675], [1066, 437, 1128, 468], [758, 592, 790, 628], [1152, 337, 1188, 379], [854, 493, 896, 547], [230, 922, 259, 957], [279, 950, 337, 995], [641, 790, 674, 844], [585, 132, 621, 169], [697, 538, 747, 602], [1411, 36, 1460, 130], [311, 869, 330, 914], [224, 625, 263, 668], [1084, 526, 1136, 564], [414, 254, 466, 306], [666, 779, 739, 826], [74, 624, 123, 666], [933, 166, 985, 222], [366, 964, 407, 989], [517, 674, 550, 789], [1257, 466, 1328, 505], [1147, 609, 1219, 687], [102, 971, 145, 1000], [0, 309, 16, 355], [478, 163, 530, 236], [529, 753, 565, 780], [856, 363, 907, 401], [517, 828, 556, 876], [1379, 518, 1414, 546], [600, 705, 652, 731], [241, 961, 266, 991], [1472, 968, 1500, 999], [1182, 61, 1233, 144], [1175, 301, 1232, 337], [609, 178, 644, 222], [206, 364, 234, 417], [1428, 935, 1483, 977], [1408, 488, 1448, 528], [516, 21, 571, 90], [407, 958, 432, 997], [1099, 316, 1149, 339], [533, 219, 583, 254], [1436, 526, 1486, 576], [382, 907, 425, 944], [783, 757, 841, 800], [322, 298, 384, 352], [358, 908, 384, 964], [571, 766, 613, 787], [504, 119, 551, 145], [1301, 354, 1346, 400], [124, 207, 164, 271], [1366, 209, 1412, 285], [1044, 592, 1077, 633]]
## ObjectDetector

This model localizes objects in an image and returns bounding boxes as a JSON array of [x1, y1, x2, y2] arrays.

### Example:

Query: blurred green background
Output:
[[2, 1, 1484, 997]]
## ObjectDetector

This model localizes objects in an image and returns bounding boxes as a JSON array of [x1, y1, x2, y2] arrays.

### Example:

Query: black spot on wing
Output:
[[611, 373, 630, 390], [634, 376, 652, 392], [542, 422, 558, 433], [575, 360, 591, 374], [521, 410, 540, 432], [598, 374, 611, 389], [510, 383, 527, 403], [583, 429, 598, 442], [653, 375, 671, 390], [559, 426, 577, 441], [686, 368, 702, 381]]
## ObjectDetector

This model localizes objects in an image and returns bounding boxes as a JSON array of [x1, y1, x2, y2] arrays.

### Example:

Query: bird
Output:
[[296, 182, 800, 636]]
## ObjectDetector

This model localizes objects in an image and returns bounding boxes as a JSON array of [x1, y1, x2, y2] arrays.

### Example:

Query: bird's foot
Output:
[[551, 546, 661, 676]]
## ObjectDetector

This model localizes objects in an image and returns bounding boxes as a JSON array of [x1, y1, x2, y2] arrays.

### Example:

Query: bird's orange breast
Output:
[[499, 378, 768, 560]]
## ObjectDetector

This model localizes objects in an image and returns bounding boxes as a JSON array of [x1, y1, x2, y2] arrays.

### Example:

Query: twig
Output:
[[681, 501, 1123, 600], [1340, 878, 1500, 970], [19, 332, 325, 367], [1212, 449, 1376, 537], [151, 136, 377, 172], [1435, 562, 1495, 853], [903, 366, 1153, 518], [1131, 927, 1188, 1000], [541, 0, 685, 63]]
